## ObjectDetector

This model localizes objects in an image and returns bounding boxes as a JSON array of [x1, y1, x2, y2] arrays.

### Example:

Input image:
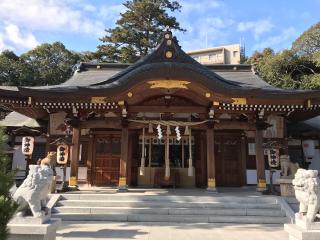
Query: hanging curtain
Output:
[[140, 127, 145, 176], [188, 128, 193, 176]]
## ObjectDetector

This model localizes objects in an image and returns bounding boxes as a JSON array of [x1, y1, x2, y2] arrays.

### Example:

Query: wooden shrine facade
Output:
[[0, 30, 320, 191]]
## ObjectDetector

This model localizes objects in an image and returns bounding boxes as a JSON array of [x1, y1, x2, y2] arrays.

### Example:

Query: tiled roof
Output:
[[0, 30, 319, 99], [0, 112, 41, 127], [61, 63, 272, 90]]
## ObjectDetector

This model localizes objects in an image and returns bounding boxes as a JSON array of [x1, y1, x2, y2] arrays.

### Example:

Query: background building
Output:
[[187, 44, 242, 64]]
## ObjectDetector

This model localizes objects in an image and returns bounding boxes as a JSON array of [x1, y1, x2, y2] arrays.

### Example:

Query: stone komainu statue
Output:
[[280, 155, 299, 178], [292, 169, 320, 223], [13, 164, 53, 217]]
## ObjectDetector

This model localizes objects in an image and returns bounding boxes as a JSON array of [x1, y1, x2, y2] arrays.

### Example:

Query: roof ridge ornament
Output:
[[164, 27, 174, 59]]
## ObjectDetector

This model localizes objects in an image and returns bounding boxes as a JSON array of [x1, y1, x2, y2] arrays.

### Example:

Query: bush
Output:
[[0, 127, 18, 240]]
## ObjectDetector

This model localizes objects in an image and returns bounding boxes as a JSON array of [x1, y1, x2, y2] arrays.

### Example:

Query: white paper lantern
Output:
[[57, 144, 69, 165], [21, 136, 34, 155], [267, 149, 280, 168]]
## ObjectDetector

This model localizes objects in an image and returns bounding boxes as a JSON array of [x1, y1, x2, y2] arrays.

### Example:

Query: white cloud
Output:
[[177, 15, 235, 51], [0, 23, 39, 52], [253, 26, 299, 51], [181, 0, 221, 14], [0, 0, 126, 52], [237, 19, 273, 39], [5, 24, 39, 49], [98, 4, 125, 21], [83, 4, 97, 12], [176, 0, 235, 51], [0, 0, 107, 37], [0, 37, 7, 52]]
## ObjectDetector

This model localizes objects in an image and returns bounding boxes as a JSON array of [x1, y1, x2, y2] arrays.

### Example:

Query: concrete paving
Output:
[[56, 221, 288, 240]]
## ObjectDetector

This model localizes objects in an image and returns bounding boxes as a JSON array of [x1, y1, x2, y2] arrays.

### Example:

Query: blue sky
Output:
[[0, 0, 319, 57]]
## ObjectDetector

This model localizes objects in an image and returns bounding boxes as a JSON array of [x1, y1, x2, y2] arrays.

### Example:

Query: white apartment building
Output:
[[187, 44, 241, 64]]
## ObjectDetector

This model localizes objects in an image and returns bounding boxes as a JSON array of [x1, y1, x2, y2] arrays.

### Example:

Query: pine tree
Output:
[[98, 0, 185, 63], [0, 127, 17, 240]]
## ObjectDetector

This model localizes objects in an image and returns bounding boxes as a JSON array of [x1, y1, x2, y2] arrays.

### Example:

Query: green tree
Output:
[[292, 22, 320, 55], [247, 23, 320, 90], [0, 127, 18, 240], [77, 51, 100, 63], [247, 48, 318, 89], [21, 42, 79, 85], [0, 51, 34, 86], [98, 0, 185, 63]]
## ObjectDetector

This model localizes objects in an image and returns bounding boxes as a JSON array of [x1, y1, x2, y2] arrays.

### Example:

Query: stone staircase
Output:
[[52, 191, 289, 224]]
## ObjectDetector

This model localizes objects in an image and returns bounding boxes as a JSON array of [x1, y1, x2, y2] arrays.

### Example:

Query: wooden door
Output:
[[93, 134, 121, 186], [215, 133, 242, 187]]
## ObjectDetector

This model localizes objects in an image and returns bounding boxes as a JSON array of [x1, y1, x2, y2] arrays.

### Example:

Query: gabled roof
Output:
[[63, 63, 272, 89], [1, 30, 320, 100], [0, 111, 41, 127]]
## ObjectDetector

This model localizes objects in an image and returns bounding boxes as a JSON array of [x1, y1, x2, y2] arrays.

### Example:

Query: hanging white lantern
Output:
[[21, 136, 34, 155], [267, 149, 279, 168], [57, 144, 69, 165]]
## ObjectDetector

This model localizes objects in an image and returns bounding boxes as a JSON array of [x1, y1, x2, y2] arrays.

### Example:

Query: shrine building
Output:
[[1, 30, 320, 191]]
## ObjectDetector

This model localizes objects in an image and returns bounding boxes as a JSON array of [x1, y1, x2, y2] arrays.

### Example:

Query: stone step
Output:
[[60, 194, 278, 204], [57, 200, 281, 209], [52, 206, 286, 217], [52, 213, 288, 224]]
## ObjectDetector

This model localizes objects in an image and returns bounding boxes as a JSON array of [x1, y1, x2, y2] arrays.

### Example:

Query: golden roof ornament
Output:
[[164, 26, 174, 59]]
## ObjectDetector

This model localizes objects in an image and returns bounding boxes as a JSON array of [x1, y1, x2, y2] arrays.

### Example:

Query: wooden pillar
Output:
[[119, 127, 129, 191], [282, 117, 289, 155], [240, 133, 247, 186], [206, 127, 217, 192], [255, 128, 266, 191], [69, 127, 80, 187], [87, 134, 94, 185]]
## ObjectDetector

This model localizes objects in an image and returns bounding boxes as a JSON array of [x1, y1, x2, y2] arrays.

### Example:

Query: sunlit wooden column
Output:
[[69, 127, 80, 187], [282, 117, 289, 155], [255, 127, 266, 191], [119, 127, 129, 191], [86, 132, 94, 185], [206, 122, 217, 192]]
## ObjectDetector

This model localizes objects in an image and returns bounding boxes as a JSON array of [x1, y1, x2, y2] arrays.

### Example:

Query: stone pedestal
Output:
[[284, 224, 320, 240], [8, 215, 61, 240], [284, 214, 320, 240], [277, 178, 295, 197]]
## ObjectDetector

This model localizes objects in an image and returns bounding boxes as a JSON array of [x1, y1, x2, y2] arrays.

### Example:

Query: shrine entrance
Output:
[[136, 134, 196, 188]]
